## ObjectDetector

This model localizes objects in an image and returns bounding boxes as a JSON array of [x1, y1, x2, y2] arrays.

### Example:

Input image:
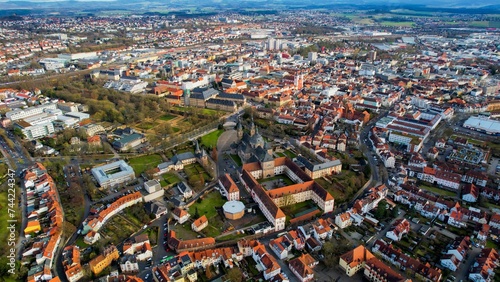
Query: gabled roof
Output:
[[219, 173, 239, 194], [192, 215, 208, 228]]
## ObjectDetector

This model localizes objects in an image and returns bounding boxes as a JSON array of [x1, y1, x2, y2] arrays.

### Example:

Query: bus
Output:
[[161, 256, 174, 263]]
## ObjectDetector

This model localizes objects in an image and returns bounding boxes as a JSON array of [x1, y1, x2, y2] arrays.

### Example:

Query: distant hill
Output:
[[0, 0, 499, 14]]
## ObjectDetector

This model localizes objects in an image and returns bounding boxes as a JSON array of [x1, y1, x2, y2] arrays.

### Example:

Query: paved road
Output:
[[488, 157, 499, 175], [455, 246, 481, 281], [348, 109, 389, 206]]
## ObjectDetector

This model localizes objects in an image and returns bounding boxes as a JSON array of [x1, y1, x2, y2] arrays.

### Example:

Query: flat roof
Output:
[[222, 201, 245, 214], [463, 116, 500, 134], [91, 160, 135, 185]]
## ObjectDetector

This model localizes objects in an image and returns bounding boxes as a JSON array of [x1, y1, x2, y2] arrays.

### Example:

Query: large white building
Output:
[[6, 103, 57, 121], [17, 121, 55, 140], [91, 160, 136, 189], [463, 116, 500, 135]]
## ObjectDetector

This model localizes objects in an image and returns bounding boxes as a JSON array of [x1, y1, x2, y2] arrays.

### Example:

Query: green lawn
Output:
[[0, 186, 19, 253], [281, 200, 315, 217], [485, 202, 500, 210], [275, 152, 285, 157], [380, 21, 415, 27], [188, 192, 226, 220], [217, 232, 247, 241], [201, 129, 224, 149], [283, 150, 297, 159], [128, 154, 163, 176], [486, 239, 499, 249], [230, 154, 242, 166], [101, 216, 137, 245], [418, 184, 456, 198], [163, 172, 181, 186], [75, 236, 89, 249], [171, 224, 199, 240], [184, 163, 211, 181], [146, 226, 159, 246], [137, 122, 156, 130], [315, 177, 347, 203], [160, 114, 177, 121]]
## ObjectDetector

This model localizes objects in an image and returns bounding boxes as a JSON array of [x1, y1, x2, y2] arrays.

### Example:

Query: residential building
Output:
[[385, 219, 410, 242], [469, 248, 499, 282], [82, 192, 143, 234], [288, 254, 317, 282], [123, 234, 153, 261], [192, 215, 208, 232], [218, 173, 240, 201], [339, 245, 375, 277], [335, 212, 352, 229], [462, 184, 479, 203], [167, 231, 215, 253], [177, 181, 193, 199], [89, 245, 119, 275], [172, 207, 191, 224], [62, 246, 83, 282], [119, 255, 139, 273]]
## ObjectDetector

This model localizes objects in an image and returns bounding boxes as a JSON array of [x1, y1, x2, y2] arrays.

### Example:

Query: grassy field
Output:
[[230, 154, 242, 166], [282, 200, 315, 217], [137, 122, 156, 130], [485, 202, 500, 211], [201, 129, 224, 149], [275, 152, 285, 157], [101, 215, 137, 245], [217, 232, 247, 241], [188, 192, 226, 220], [486, 239, 499, 249], [380, 21, 415, 27], [75, 236, 89, 249], [419, 184, 457, 198], [160, 114, 177, 121], [128, 154, 163, 176], [283, 150, 297, 159], [162, 172, 181, 186], [0, 183, 21, 257], [184, 163, 211, 181], [316, 177, 347, 202], [171, 223, 199, 240]]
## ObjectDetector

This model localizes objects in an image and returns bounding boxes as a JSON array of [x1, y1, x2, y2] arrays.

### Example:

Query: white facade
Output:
[[6, 103, 57, 121], [20, 122, 55, 140]]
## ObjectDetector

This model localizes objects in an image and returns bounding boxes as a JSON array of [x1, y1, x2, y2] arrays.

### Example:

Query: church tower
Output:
[[294, 73, 303, 89], [237, 118, 243, 140], [250, 117, 256, 137], [195, 139, 201, 156]]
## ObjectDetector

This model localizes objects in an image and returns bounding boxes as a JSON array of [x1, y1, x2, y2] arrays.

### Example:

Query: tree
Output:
[[13, 127, 25, 138], [226, 267, 243, 282], [322, 240, 350, 268], [374, 200, 388, 220]]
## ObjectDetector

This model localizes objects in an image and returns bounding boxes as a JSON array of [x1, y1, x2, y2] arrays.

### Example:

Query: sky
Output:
[[0, 0, 498, 8]]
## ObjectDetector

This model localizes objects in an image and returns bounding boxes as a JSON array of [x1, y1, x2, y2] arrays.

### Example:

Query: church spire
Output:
[[237, 117, 243, 139], [195, 139, 201, 155], [250, 115, 255, 137]]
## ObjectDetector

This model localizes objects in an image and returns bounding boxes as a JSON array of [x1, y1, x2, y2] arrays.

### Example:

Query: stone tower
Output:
[[237, 118, 243, 140], [250, 117, 255, 137]]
